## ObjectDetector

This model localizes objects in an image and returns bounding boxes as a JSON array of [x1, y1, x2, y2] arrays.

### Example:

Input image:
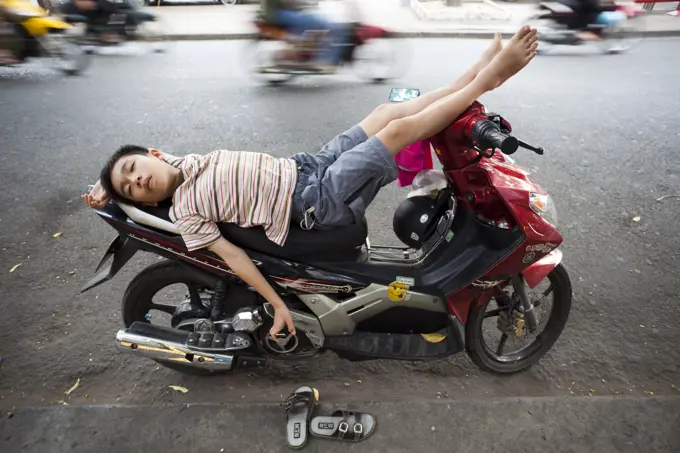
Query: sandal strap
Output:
[[333, 410, 358, 440], [284, 392, 311, 412], [352, 413, 364, 441]]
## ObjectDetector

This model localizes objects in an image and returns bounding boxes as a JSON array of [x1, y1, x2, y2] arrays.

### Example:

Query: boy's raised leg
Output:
[[375, 26, 539, 155], [358, 32, 505, 139]]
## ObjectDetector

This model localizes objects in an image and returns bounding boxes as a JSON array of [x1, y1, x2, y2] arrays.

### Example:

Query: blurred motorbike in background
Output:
[[0, 0, 91, 74], [60, 0, 167, 52], [243, 0, 407, 85], [534, 0, 647, 54]]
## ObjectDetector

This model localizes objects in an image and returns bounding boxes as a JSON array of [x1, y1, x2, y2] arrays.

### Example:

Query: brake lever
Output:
[[518, 140, 544, 155]]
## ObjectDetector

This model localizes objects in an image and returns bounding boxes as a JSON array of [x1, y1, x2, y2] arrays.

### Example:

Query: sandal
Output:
[[310, 410, 376, 442], [284, 385, 319, 450]]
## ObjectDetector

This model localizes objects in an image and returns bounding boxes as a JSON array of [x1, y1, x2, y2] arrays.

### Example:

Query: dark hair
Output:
[[99, 145, 149, 205]]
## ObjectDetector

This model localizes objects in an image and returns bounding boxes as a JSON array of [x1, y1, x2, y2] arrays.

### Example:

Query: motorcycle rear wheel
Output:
[[122, 260, 231, 376], [465, 263, 572, 374]]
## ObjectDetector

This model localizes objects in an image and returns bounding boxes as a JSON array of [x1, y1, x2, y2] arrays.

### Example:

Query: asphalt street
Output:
[[0, 38, 679, 451]]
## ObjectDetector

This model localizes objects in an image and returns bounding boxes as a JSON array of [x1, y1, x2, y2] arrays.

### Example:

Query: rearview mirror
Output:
[[388, 88, 420, 103]]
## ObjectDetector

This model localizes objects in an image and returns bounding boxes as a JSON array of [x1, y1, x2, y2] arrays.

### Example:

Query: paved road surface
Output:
[[0, 38, 679, 449]]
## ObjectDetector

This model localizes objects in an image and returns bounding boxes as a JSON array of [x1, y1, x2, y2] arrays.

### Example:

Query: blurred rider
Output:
[[556, 0, 605, 41], [0, 14, 19, 64], [260, 0, 348, 73], [61, 0, 122, 43]]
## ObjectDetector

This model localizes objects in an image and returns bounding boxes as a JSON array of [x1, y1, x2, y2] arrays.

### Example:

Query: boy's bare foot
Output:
[[476, 25, 539, 91], [471, 32, 503, 75]]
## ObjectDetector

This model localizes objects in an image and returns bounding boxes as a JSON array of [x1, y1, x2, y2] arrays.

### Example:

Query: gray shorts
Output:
[[290, 125, 398, 230]]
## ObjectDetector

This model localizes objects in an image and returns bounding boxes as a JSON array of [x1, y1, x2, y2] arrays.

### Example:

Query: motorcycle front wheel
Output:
[[41, 33, 92, 75], [465, 263, 572, 374], [352, 37, 407, 83], [241, 39, 297, 85]]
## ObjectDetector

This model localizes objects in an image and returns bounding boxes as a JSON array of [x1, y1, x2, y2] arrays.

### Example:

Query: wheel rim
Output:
[[600, 18, 645, 53], [242, 40, 296, 84], [479, 274, 558, 363], [46, 35, 90, 74], [220, 0, 239, 4], [129, 281, 214, 329], [353, 38, 400, 82]]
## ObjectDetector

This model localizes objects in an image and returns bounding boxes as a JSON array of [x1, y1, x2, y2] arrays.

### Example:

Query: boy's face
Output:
[[110, 150, 177, 204]]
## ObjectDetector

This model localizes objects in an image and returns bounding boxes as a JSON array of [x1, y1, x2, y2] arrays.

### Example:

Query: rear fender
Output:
[[616, 5, 646, 18], [81, 235, 138, 293], [355, 24, 389, 42], [22, 17, 71, 36], [521, 249, 563, 289]]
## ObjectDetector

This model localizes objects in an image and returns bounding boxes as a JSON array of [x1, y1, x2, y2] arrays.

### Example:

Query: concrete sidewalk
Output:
[[147, 0, 680, 40], [2, 396, 679, 452]]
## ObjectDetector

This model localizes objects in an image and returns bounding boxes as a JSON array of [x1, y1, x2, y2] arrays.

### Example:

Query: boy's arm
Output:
[[82, 180, 110, 209], [209, 237, 296, 339]]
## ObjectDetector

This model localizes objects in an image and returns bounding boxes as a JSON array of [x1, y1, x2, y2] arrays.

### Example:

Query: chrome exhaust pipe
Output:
[[115, 329, 234, 371]]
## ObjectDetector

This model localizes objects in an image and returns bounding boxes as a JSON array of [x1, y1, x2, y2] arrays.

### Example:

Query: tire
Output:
[[240, 39, 297, 85], [58, 41, 92, 76], [465, 263, 572, 374], [353, 37, 408, 84], [121, 260, 225, 376]]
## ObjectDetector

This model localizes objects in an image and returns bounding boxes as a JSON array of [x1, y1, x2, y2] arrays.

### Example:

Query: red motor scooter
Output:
[[86, 92, 571, 376]]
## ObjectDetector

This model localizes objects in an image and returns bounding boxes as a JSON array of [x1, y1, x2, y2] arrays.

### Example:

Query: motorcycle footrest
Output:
[[324, 325, 464, 361]]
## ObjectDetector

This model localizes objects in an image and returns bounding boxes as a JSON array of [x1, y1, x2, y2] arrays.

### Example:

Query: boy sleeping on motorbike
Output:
[[82, 25, 539, 342]]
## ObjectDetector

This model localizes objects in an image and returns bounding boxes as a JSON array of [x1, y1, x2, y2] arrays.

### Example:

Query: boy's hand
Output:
[[82, 180, 110, 209], [270, 304, 296, 341]]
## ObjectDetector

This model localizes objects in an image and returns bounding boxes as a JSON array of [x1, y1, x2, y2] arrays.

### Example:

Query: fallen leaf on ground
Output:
[[65, 378, 81, 395], [169, 385, 189, 394], [9, 263, 22, 273], [632, 216, 641, 222], [53, 232, 64, 238]]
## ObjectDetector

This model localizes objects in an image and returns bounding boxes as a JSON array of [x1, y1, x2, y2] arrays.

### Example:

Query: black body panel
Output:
[[313, 208, 524, 296], [86, 201, 523, 298]]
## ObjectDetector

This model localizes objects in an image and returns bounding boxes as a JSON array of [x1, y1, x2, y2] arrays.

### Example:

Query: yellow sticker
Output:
[[388, 282, 409, 302], [421, 333, 447, 343]]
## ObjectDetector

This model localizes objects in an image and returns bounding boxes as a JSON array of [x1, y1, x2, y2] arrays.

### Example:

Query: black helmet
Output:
[[393, 194, 445, 248]]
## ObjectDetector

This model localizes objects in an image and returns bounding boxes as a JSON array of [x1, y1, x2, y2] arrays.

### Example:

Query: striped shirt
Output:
[[162, 151, 298, 251]]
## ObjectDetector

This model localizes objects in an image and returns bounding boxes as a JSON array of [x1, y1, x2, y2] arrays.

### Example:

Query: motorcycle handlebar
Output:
[[471, 119, 519, 155]]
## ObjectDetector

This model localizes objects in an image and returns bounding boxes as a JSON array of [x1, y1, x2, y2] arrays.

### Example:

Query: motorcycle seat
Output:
[[119, 200, 368, 262]]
